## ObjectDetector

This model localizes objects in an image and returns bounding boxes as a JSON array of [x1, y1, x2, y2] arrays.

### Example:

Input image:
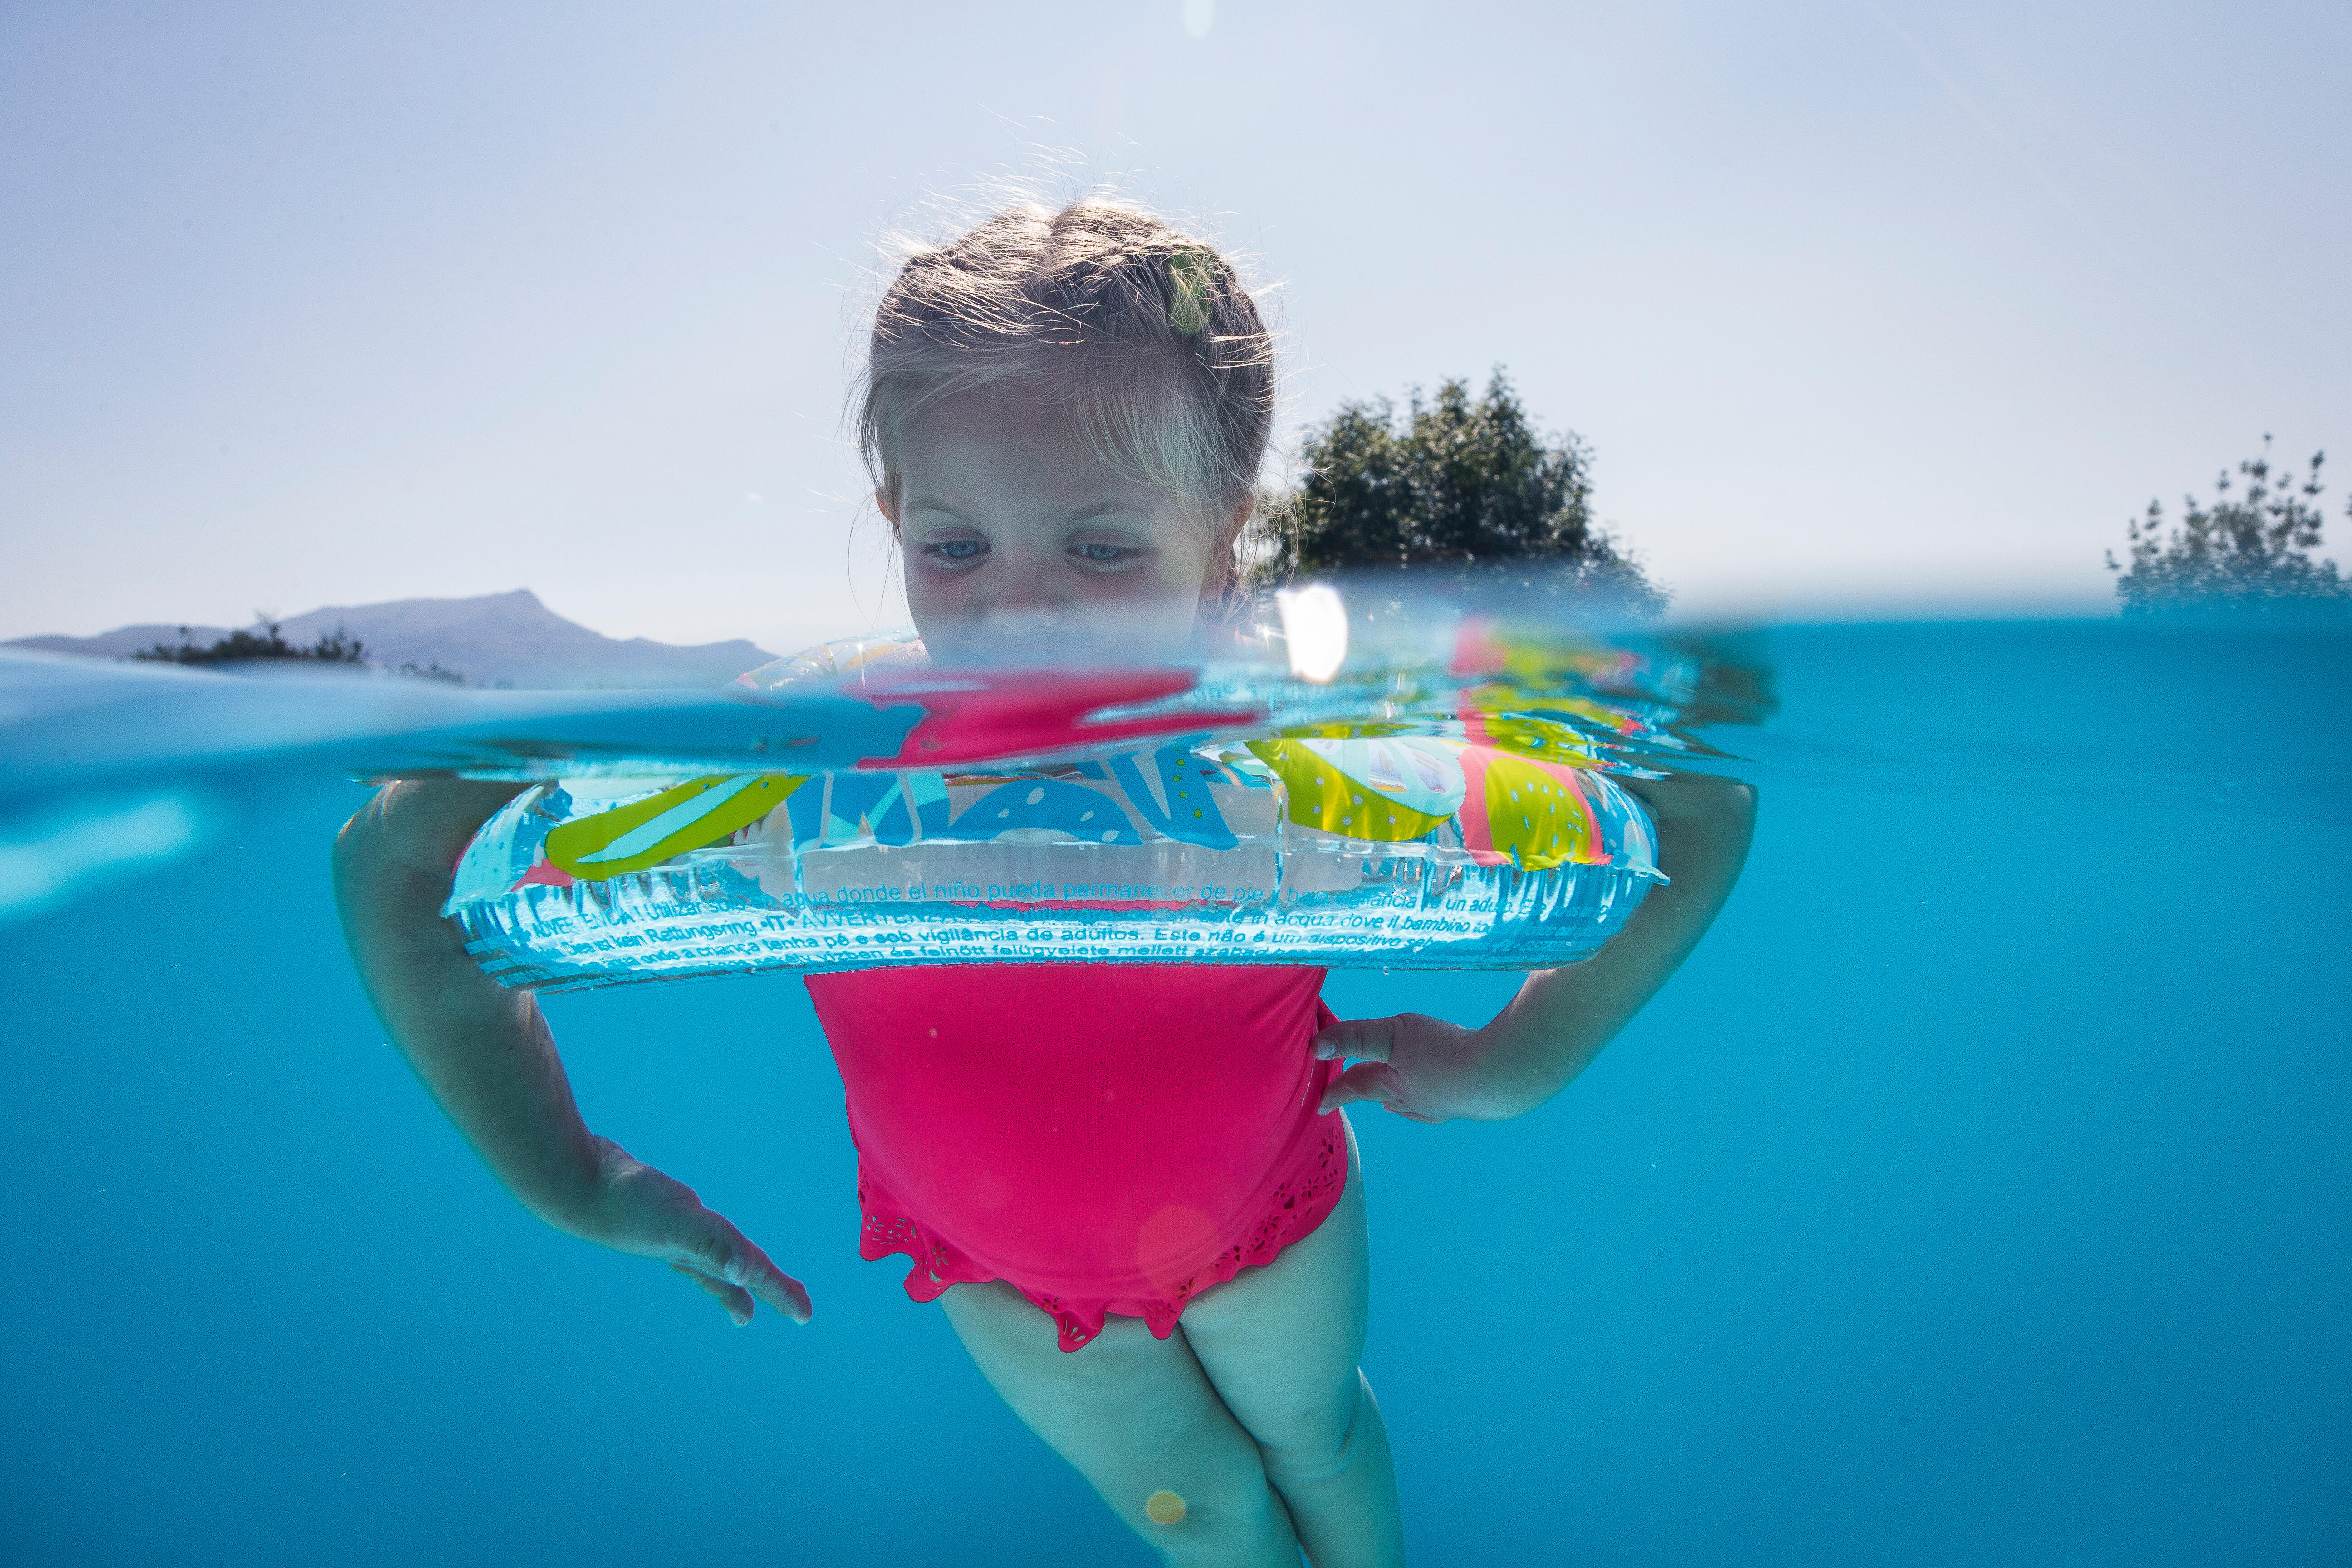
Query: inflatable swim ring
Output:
[[446, 632, 1664, 990]]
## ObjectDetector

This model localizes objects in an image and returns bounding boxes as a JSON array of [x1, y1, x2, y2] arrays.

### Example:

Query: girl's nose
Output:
[[981, 597, 1068, 635]]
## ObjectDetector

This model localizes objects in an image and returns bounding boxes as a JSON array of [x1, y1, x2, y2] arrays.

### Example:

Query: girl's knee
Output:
[[1122, 1478, 1295, 1567], [1255, 1367, 1378, 1488]]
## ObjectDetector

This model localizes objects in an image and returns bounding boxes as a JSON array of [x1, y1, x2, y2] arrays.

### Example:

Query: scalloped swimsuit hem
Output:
[[855, 1106, 1350, 1353]]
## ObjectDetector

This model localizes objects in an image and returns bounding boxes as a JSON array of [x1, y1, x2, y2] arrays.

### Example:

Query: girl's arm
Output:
[[333, 779, 810, 1325], [1314, 774, 1757, 1122]]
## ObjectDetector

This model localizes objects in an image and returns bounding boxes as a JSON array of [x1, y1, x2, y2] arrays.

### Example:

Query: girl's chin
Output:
[[919, 621, 1198, 670]]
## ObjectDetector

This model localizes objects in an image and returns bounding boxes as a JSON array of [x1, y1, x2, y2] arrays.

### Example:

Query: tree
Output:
[[2108, 440, 2350, 616], [134, 621, 370, 666], [131, 620, 468, 680], [1259, 371, 1667, 617]]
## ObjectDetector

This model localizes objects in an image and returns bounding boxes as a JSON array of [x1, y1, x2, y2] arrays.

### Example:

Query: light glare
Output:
[[1276, 583, 1348, 682]]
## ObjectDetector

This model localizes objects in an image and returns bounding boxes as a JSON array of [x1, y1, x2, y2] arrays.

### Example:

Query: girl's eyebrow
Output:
[[1058, 501, 1152, 525], [901, 496, 1152, 527]]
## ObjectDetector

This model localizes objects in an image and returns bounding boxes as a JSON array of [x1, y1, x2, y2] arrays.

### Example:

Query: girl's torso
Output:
[[804, 962, 1339, 1307]]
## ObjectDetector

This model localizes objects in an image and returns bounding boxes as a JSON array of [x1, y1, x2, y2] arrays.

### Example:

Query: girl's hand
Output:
[[570, 1138, 813, 1327], [1312, 1014, 1537, 1124], [1313, 776, 1758, 1128]]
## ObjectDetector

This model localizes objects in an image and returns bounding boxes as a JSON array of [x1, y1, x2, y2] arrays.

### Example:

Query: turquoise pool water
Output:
[[2, 618, 2346, 1564]]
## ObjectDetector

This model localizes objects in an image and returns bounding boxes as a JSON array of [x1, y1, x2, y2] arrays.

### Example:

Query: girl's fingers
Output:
[[1319, 1060, 1405, 1114], [672, 1261, 756, 1326], [1313, 1015, 1399, 1064], [1320, 1055, 1452, 1122], [679, 1213, 814, 1325], [729, 1250, 814, 1325]]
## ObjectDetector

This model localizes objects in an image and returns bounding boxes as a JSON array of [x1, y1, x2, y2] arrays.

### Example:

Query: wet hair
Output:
[[857, 198, 1276, 593]]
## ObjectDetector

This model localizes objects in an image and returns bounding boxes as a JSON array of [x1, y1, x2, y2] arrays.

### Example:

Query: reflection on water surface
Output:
[[0, 608, 2346, 1565]]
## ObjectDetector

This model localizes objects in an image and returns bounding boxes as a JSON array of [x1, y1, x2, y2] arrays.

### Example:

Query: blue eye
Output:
[[1075, 543, 1132, 563], [924, 539, 985, 563]]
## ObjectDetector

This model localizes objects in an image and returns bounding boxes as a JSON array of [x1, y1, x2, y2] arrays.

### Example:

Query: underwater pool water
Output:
[[1, 618, 2347, 1566]]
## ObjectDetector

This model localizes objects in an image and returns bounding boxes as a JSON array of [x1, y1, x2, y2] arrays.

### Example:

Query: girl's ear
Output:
[[874, 486, 899, 528], [1214, 495, 1251, 554], [1205, 496, 1254, 598]]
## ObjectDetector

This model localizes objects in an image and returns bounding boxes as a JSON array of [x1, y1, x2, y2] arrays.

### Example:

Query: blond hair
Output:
[[857, 198, 1277, 594]]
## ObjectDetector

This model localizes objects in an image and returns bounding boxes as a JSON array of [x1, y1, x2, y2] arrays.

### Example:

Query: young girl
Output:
[[334, 199, 1755, 1567]]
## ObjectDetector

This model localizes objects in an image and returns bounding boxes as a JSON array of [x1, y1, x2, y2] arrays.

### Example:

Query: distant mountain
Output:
[[6, 590, 779, 690]]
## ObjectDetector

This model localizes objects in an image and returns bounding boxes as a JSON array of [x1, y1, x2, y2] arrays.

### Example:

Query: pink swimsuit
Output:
[[804, 963, 1348, 1352]]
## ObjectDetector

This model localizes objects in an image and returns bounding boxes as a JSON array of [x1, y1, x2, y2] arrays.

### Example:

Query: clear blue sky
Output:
[[5, 1, 2347, 648]]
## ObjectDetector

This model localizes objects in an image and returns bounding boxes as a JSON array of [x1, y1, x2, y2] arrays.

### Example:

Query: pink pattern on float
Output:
[[858, 669, 1261, 769], [1450, 745, 1511, 867], [1450, 618, 1514, 678], [510, 858, 575, 891], [1454, 725, 1608, 869]]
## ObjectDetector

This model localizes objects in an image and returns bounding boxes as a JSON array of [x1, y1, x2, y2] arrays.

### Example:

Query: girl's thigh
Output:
[[1178, 1112, 1372, 1460], [937, 1279, 1298, 1556]]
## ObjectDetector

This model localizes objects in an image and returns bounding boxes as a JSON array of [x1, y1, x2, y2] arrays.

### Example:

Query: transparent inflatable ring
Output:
[[446, 637, 1664, 991]]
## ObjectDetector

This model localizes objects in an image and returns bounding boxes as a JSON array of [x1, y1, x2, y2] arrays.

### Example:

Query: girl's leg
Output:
[[941, 1114, 1404, 1567], [939, 1279, 1303, 1566], [1181, 1116, 1406, 1568]]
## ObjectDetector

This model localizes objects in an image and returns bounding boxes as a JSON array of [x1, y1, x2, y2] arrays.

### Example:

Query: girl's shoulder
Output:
[[732, 627, 930, 696]]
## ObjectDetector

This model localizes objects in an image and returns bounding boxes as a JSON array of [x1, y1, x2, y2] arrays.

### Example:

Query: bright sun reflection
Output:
[[1274, 582, 1349, 682]]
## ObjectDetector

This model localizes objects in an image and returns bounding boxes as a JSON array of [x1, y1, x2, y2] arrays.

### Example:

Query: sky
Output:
[[4, 0, 2347, 650]]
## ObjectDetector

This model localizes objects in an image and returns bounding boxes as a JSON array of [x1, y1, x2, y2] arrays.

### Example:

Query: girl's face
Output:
[[882, 391, 1233, 667]]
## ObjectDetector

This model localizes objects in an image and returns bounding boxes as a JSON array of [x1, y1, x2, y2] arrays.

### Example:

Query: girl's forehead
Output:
[[898, 393, 1175, 515], [902, 388, 1086, 450]]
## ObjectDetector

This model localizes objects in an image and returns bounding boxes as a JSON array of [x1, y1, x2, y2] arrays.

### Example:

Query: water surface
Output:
[[2, 618, 2346, 1565]]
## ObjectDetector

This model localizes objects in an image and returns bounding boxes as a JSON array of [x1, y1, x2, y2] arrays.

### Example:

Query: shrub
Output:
[[1258, 371, 1667, 617], [134, 622, 370, 666], [2109, 440, 2349, 616]]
